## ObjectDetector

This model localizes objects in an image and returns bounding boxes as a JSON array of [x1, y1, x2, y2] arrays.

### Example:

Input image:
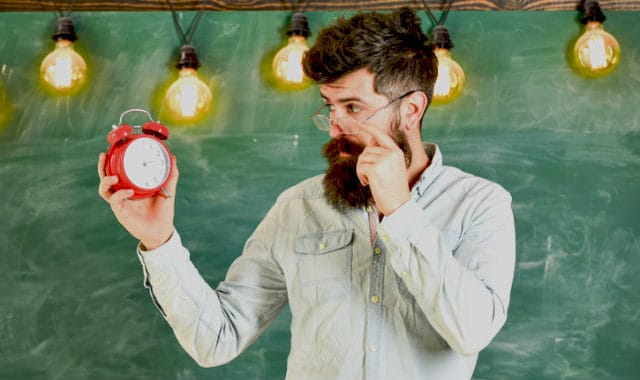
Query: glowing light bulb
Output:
[[273, 35, 309, 85], [164, 45, 212, 123], [574, 21, 620, 76], [432, 48, 465, 104], [430, 26, 465, 105], [40, 17, 87, 94], [165, 68, 212, 121], [572, 0, 620, 77], [271, 12, 311, 89]]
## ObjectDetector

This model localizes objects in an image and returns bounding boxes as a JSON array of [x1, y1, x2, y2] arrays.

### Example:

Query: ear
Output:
[[401, 91, 428, 131]]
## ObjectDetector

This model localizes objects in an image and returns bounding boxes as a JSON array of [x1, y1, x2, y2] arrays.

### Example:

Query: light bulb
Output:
[[430, 25, 465, 105], [433, 48, 465, 104], [574, 21, 620, 76], [163, 45, 212, 123], [164, 68, 212, 122], [273, 35, 310, 86], [40, 17, 87, 94], [271, 12, 311, 89]]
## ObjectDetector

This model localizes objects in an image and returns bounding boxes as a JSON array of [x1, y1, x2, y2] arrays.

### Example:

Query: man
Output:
[[98, 8, 515, 380]]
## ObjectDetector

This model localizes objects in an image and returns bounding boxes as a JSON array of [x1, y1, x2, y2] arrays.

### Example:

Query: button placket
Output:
[[365, 217, 385, 379]]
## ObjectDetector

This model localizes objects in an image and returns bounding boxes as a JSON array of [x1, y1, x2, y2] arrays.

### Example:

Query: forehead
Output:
[[319, 68, 379, 101]]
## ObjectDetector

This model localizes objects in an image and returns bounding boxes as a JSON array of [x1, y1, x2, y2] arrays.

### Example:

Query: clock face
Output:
[[122, 137, 171, 190]]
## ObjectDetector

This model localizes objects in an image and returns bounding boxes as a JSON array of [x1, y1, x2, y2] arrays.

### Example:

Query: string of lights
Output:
[[22, 0, 624, 125]]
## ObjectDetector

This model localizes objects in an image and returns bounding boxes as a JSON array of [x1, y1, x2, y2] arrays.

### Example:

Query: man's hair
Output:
[[302, 8, 437, 106]]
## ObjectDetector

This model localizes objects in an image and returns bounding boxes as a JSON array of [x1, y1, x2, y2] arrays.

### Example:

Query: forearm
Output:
[[382, 197, 516, 355], [137, 231, 244, 367], [390, 237, 510, 355]]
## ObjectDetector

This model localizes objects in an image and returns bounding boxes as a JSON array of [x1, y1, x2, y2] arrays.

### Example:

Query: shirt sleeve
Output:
[[137, 206, 288, 367], [380, 185, 516, 356]]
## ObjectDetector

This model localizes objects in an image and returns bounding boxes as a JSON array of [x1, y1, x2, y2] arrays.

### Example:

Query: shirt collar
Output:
[[412, 142, 443, 197]]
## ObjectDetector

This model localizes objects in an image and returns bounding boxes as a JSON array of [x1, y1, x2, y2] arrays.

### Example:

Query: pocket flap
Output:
[[295, 229, 354, 255]]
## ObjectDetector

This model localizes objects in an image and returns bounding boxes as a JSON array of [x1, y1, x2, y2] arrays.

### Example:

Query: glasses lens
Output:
[[311, 114, 331, 131], [311, 104, 332, 131], [310, 105, 362, 134], [336, 117, 360, 135]]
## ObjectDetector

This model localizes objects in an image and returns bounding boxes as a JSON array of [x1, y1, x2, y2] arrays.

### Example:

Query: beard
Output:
[[322, 119, 412, 213]]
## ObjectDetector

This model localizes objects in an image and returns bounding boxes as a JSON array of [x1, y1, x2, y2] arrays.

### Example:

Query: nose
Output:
[[328, 118, 346, 138], [330, 116, 360, 138]]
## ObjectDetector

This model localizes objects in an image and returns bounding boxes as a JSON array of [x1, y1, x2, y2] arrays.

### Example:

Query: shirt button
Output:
[[381, 235, 389, 242], [369, 344, 377, 352], [374, 247, 382, 255], [401, 271, 408, 278], [371, 295, 380, 304], [318, 242, 326, 250]]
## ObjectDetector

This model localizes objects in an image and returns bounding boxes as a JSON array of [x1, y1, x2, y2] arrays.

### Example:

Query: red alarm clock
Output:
[[105, 109, 173, 199]]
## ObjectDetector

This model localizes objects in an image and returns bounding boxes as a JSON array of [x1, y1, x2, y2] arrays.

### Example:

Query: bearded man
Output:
[[98, 8, 515, 380]]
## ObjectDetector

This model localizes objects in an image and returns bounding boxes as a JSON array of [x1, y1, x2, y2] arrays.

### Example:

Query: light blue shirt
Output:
[[138, 143, 516, 380]]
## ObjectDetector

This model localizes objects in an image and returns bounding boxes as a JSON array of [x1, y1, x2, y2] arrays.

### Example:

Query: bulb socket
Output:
[[52, 17, 77, 42], [176, 45, 200, 70], [287, 12, 310, 38], [431, 25, 454, 50], [579, 0, 606, 24]]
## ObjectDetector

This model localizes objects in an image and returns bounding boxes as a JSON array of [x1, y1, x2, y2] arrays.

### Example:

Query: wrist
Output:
[[140, 230, 173, 251], [381, 191, 411, 216]]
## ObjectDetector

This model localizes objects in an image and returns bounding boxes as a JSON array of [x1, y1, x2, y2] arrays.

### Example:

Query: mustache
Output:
[[322, 138, 366, 163]]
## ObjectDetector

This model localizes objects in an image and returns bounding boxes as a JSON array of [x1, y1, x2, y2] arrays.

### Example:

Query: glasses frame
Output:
[[310, 90, 421, 134]]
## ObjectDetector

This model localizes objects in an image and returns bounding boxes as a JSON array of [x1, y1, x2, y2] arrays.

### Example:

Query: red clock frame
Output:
[[105, 121, 173, 199]]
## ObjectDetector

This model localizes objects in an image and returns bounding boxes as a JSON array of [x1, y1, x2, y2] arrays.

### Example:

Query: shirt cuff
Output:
[[135, 229, 186, 317], [382, 199, 430, 243], [136, 229, 189, 275]]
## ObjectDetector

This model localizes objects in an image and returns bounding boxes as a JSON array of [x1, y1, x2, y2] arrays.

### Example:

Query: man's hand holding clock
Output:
[[98, 110, 180, 250], [98, 152, 179, 250]]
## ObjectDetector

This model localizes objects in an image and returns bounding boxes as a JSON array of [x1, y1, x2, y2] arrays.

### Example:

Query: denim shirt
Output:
[[137, 143, 516, 380]]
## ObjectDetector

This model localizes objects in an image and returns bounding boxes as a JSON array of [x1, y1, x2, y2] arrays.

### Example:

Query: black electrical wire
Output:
[[167, 0, 207, 46], [289, 0, 311, 12], [420, 0, 453, 26], [57, 0, 76, 17]]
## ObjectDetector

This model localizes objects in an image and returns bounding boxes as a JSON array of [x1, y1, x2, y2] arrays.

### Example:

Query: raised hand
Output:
[[351, 121, 411, 216], [98, 153, 179, 250]]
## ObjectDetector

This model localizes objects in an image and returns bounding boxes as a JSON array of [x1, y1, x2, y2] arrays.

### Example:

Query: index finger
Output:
[[98, 153, 107, 179]]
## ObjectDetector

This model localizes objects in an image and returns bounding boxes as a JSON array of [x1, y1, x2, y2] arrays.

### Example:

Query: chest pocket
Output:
[[294, 229, 353, 305]]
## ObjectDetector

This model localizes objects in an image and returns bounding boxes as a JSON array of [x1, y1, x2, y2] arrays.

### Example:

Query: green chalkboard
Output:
[[0, 10, 639, 380]]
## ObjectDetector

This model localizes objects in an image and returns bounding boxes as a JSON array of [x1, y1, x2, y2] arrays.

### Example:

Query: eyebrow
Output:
[[319, 91, 366, 104]]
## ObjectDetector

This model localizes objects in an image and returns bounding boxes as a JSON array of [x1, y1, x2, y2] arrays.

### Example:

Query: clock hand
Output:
[[142, 159, 161, 166]]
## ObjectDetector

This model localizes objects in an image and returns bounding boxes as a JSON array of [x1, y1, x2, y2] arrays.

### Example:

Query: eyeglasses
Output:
[[310, 90, 421, 135]]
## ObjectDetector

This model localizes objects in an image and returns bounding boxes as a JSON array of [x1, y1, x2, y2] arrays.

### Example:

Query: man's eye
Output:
[[347, 104, 362, 114]]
